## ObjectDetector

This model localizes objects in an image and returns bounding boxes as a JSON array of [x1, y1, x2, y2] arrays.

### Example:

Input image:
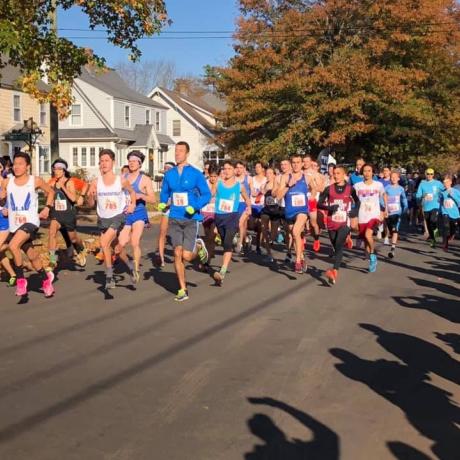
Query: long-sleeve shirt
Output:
[[384, 184, 408, 216], [160, 165, 211, 221], [440, 188, 460, 219], [415, 179, 443, 212]]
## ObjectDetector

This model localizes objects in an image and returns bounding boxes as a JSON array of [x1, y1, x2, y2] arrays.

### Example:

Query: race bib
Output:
[[363, 201, 378, 213], [104, 198, 118, 211], [291, 194, 306, 207], [218, 198, 234, 213], [173, 192, 188, 207], [444, 199, 454, 209], [424, 193, 433, 202], [13, 213, 27, 227], [388, 203, 400, 213], [332, 210, 347, 223], [55, 199, 68, 211], [202, 202, 216, 213]]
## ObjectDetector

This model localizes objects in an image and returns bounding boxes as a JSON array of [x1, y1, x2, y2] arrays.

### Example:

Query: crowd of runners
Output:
[[0, 141, 459, 301]]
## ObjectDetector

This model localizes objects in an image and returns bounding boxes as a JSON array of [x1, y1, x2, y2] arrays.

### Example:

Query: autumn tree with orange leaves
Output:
[[208, 0, 460, 166]]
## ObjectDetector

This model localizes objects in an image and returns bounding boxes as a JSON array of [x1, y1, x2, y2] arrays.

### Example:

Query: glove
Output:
[[328, 204, 339, 214], [185, 206, 195, 215], [157, 202, 167, 212]]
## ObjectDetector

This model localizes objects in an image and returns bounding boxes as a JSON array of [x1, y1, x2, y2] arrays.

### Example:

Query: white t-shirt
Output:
[[354, 181, 384, 224]]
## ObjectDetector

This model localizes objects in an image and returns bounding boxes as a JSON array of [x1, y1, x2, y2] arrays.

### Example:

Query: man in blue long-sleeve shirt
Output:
[[158, 141, 211, 301]]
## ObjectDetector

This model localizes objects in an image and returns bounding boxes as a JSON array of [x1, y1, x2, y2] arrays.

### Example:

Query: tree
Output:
[[0, 0, 169, 117], [115, 59, 176, 94], [208, 0, 460, 166]]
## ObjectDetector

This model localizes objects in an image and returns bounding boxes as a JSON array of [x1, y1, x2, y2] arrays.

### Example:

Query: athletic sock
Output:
[[14, 265, 24, 279], [220, 266, 227, 276], [106, 267, 114, 278]]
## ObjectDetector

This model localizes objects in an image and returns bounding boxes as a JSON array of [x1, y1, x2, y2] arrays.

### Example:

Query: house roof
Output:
[[156, 133, 175, 145], [59, 128, 118, 140], [179, 91, 226, 114], [0, 65, 50, 92], [78, 66, 167, 109], [156, 87, 222, 135]]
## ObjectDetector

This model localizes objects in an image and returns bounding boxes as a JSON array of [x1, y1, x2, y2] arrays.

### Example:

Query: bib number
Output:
[[13, 213, 27, 227], [104, 199, 118, 211], [424, 193, 433, 202], [332, 210, 347, 223], [218, 198, 234, 213], [202, 202, 216, 213], [291, 194, 306, 207], [444, 199, 454, 209], [55, 199, 68, 212], [388, 203, 400, 213], [173, 192, 188, 207]]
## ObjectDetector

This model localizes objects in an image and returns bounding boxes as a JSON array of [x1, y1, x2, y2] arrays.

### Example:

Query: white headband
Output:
[[53, 162, 67, 170]]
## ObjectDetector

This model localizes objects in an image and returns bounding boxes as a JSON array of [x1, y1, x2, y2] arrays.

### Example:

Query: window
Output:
[[13, 94, 21, 122], [158, 149, 165, 170], [125, 105, 131, 127], [81, 147, 87, 167], [203, 150, 226, 167], [90, 147, 96, 167], [155, 111, 160, 131], [71, 104, 81, 125], [72, 147, 79, 167], [145, 109, 150, 125], [39, 146, 50, 174], [172, 119, 181, 137], [39, 103, 47, 126]]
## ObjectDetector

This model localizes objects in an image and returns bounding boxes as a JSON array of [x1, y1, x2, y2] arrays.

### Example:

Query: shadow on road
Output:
[[245, 397, 339, 460], [330, 324, 460, 460], [435, 332, 460, 355], [387, 441, 432, 460]]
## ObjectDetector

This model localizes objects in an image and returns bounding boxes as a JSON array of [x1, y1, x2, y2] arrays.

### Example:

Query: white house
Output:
[[148, 86, 225, 170], [58, 66, 175, 179]]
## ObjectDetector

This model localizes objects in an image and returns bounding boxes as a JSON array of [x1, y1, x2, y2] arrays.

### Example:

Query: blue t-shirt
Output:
[[215, 180, 240, 214], [285, 175, 309, 219], [385, 184, 408, 216], [379, 178, 391, 188], [415, 179, 444, 212], [440, 188, 460, 219], [160, 165, 211, 221]]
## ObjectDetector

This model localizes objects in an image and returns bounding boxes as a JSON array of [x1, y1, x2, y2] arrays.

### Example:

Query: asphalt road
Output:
[[0, 225, 458, 460]]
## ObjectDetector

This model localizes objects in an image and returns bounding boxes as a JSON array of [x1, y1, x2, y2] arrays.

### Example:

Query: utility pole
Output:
[[49, 0, 60, 162]]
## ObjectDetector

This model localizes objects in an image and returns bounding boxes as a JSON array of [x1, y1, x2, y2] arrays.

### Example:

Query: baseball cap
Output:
[[425, 168, 434, 175]]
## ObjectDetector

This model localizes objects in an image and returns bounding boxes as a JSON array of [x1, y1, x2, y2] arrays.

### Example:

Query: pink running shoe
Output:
[[15, 278, 28, 296], [42, 278, 55, 298]]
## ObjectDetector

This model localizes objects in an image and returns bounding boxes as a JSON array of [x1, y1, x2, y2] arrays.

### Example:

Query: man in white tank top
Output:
[[0, 152, 55, 298], [87, 149, 136, 291]]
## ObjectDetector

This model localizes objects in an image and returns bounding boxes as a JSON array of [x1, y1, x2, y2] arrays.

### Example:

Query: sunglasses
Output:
[[426, 173, 434, 175]]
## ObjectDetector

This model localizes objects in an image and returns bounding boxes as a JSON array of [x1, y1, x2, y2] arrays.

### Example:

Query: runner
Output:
[[213, 160, 251, 285], [306, 160, 326, 252], [440, 174, 460, 251], [349, 158, 366, 186], [249, 161, 267, 255], [277, 155, 309, 274], [235, 161, 252, 254], [415, 168, 444, 248], [378, 166, 392, 244], [260, 167, 282, 263], [201, 164, 219, 263], [0, 152, 55, 297], [0, 163, 16, 286], [277, 159, 293, 261], [353, 164, 386, 273], [86, 149, 136, 290], [384, 171, 408, 259], [318, 165, 360, 284], [154, 161, 175, 268], [117, 150, 156, 284], [47, 158, 87, 270], [158, 141, 211, 301]]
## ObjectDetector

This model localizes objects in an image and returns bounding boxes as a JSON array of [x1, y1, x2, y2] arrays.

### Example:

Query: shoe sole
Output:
[[174, 296, 189, 302]]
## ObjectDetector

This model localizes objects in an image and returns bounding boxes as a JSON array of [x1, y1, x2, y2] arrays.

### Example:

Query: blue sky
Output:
[[57, 0, 239, 78]]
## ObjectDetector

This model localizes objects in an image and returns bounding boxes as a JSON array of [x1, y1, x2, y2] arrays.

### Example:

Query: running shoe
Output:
[[46, 270, 55, 284], [75, 249, 87, 267], [7, 276, 16, 287], [429, 239, 436, 249], [265, 255, 274, 264], [196, 238, 209, 264], [345, 235, 353, 249], [325, 269, 337, 285], [369, 253, 378, 273], [131, 269, 140, 284], [294, 261, 303, 274], [42, 277, 55, 298], [174, 289, 189, 302], [213, 271, 224, 286], [276, 233, 284, 244], [313, 239, 321, 252], [284, 253, 293, 264], [388, 249, 395, 259], [153, 252, 164, 267], [383, 237, 390, 246], [15, 278, 27, 296], [105, 277, 116, 290]]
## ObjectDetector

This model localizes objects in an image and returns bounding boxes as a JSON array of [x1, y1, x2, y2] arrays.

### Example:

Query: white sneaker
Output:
[[384, 237, 390, 246]]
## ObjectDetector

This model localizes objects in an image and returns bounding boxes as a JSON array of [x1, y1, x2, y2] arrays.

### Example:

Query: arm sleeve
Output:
[[317, 186, 330, 211], [159, 174, 171, 204], [194, 172, 212, 209]]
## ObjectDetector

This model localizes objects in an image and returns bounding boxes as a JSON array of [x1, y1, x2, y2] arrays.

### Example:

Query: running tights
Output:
[[441, 215, 458, 246], [328, 226, 350, 270], [424, 210, 439, 240]]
